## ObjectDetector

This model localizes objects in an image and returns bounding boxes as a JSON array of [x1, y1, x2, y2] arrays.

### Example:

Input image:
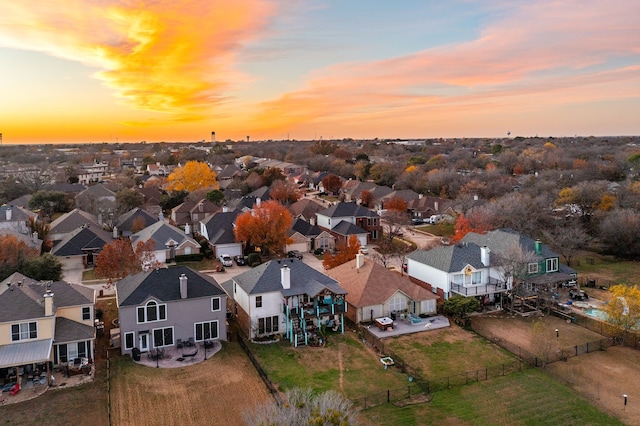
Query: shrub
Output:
[[247, 252, 261, 267], [175, 253, 204, 262]]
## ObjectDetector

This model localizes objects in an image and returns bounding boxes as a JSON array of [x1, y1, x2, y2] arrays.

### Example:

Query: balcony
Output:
[[450, 278, 507, 296]]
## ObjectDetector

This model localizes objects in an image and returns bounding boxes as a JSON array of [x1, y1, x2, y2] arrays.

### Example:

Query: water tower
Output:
[[211, 131, 216, 143]]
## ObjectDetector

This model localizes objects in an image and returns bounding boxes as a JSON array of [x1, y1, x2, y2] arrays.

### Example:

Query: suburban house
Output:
[[130, 221, 200, 264], [48, 209, 100, 242], [221, 258, 347, 347], [113, 207, 158, 238], [406, 195, 454, 223], [0, 273, 96, 378], [170, 199, 220, 228], [406, 228, 576, 312], [116, 266, 227, 356], [288, 197, 327, 222], [0, 229, 43, 253], [199, 210, 243, 258], [77, 161, 109, 185], [315, 202, 382, 246], [74, 184, 116, 224], [285, 217, 328, 254], [51, 224, 112, 271], [325, 254, 439, 324], [0, 204, 37, 235]]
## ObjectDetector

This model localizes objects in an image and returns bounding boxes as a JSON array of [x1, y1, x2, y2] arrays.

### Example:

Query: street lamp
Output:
[[156, 348, 159, 368], [623, 394, 628, 410], [204, 340, 208, 361], [555, 328, 559, 339]]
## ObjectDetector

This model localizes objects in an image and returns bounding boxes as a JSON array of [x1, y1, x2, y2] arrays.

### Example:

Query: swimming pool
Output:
[[583, 308, 608, 321]]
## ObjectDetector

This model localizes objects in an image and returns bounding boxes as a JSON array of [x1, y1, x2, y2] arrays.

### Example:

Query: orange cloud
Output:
[[0, 1, 275, 120], [250, 0, 640, 138]]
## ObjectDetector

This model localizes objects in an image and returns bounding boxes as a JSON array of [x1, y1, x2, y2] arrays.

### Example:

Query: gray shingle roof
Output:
[[288, 218, 322, 237], [331, 220, 367, 236], [51, 225, 111, 256], [130, 221, 198, 251], [117, 266, 225, 306], [232, 258, 346, 297], [49, 209, 100, 235], [55, 317, 95, 343], [461, 228, 561, 261], [116, 208, 158, 235], [318, 202, 379, 219], [406, 242, 485, 272], [201, 211, 239, 245], [0, 273, 94, 322]]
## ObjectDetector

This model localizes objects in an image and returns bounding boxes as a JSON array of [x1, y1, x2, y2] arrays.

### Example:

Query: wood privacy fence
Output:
[[236, 333, 283, 407]]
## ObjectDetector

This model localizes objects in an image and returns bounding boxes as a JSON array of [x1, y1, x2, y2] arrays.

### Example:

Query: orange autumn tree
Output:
[[95, 239, 160, 284], [234, 200, 293, 256], [451, 212, 490, 243], [323, 235, 361, 269], [167, 161, 219, 192], [0, 235, 39, 280]]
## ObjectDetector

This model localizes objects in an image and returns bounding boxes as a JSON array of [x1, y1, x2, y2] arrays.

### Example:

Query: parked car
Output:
[[412, 218, 424, 225], [287, 250, 303, 260], [359, 246, 369, 255], [219, 254, 233, 267], [234, 255, 246, 266]]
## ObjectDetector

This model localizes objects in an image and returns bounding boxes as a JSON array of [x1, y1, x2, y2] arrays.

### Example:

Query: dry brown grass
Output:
[[471, 313, 640, 424], [110, 342, 271, 426]]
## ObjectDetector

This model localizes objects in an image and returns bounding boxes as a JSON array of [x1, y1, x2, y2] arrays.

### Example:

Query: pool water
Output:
[[583, 308, 608, 321]]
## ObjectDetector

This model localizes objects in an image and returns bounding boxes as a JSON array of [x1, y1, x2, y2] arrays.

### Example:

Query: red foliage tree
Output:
[[321, 174, 342, 195], [234, 200, 293, 256], [95, 238, 144, 283], [323, 236, 361, 269], [360, 190, 373, 207], [451, 212, 490, 243], [385, 197, 407, 212]]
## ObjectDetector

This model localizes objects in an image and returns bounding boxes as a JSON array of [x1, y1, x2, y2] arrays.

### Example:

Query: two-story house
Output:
[[221, 258, 347, 347], [116, 266, 227, 356], [315, 202, 381, 247], [406, 228, 576, 313], [0, 273, 95, 378], [130, 221, 200, 264]]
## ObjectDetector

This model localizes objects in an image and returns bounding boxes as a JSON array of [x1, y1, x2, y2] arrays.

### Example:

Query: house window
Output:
[[152, 327, 174, 347], [195, 321, 219, 341], [258, 316, 279, 335], [11, 322, 37, 341], [256, 296, 263, 308], [185, 246, 192, 255], [137, 300, 167, 323], [124, 332, 135, 350], [82, 307, 91, 321], [389, 296, 407, 312], [546, 258, 559, 272], [57, 345, 67, 363], [528, 263, 539, 274], [471, 271, 482, 285], [211, 297, 221, 312]]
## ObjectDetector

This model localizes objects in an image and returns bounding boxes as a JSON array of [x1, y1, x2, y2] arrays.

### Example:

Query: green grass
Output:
[[250, 333, 411, 399], [572, 253, 640, 286], [416, 222, 454, 237], [362, 369, 623, 426], [386, 330, 515, 380]]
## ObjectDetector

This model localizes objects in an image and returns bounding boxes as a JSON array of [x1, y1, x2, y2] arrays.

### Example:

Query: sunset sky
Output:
[[1, 1, 639, 144]]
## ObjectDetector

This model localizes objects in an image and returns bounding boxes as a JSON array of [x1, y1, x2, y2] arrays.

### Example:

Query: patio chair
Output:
[[9, 383, 20, 396], [176, 338, 183, 349], [188, 337, 195, 347]]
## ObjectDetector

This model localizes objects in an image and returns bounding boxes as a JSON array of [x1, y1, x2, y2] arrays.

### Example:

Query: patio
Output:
[[133, 340, 222, 368], [366, 315, 450, 339]]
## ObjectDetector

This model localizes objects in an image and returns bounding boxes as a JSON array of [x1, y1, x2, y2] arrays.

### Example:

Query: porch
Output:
[[132, 340, 222, 368], [364, 315, 451, 339], [450, 279, 507, 296]]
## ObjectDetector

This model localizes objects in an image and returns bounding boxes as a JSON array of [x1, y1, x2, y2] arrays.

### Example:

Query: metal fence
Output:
[[470, 320, 616, 368], [236, 333, 283, 407]]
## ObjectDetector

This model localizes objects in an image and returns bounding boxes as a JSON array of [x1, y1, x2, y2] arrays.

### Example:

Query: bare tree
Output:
[[243, 387, 360, 426], [542, 223, 590, 267], [493, 243, 537, 314]]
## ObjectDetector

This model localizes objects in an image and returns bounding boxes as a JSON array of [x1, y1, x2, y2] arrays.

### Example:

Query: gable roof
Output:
[[325, 257, 438, 307], [116, 208, 158, 236], [0, 272, 94, 322], [287, 217, 322, 238], [130, 221, 198, 250], [116, 266, 225, 306], [231, 258, 346, 297], [51, 225, 111, 256], [461, 228, 553, 259], [0, 204, 37, 223], [76, 183, 116, 199], [49, 209, 100, 236], [318, 202, 379, 219], [201, 211, 240, 245], [331, 220, 367, 236], [406, 242, 486, 273], [55, 317, 95, 343], [288, 198, 326, 221]]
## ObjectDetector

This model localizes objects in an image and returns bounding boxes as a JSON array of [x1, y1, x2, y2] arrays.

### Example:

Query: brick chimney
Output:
[[44, 290, 54, 316], [356, 253, 365, 269], [179, 274, 188, 299], [281, 264, 291, 289]]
